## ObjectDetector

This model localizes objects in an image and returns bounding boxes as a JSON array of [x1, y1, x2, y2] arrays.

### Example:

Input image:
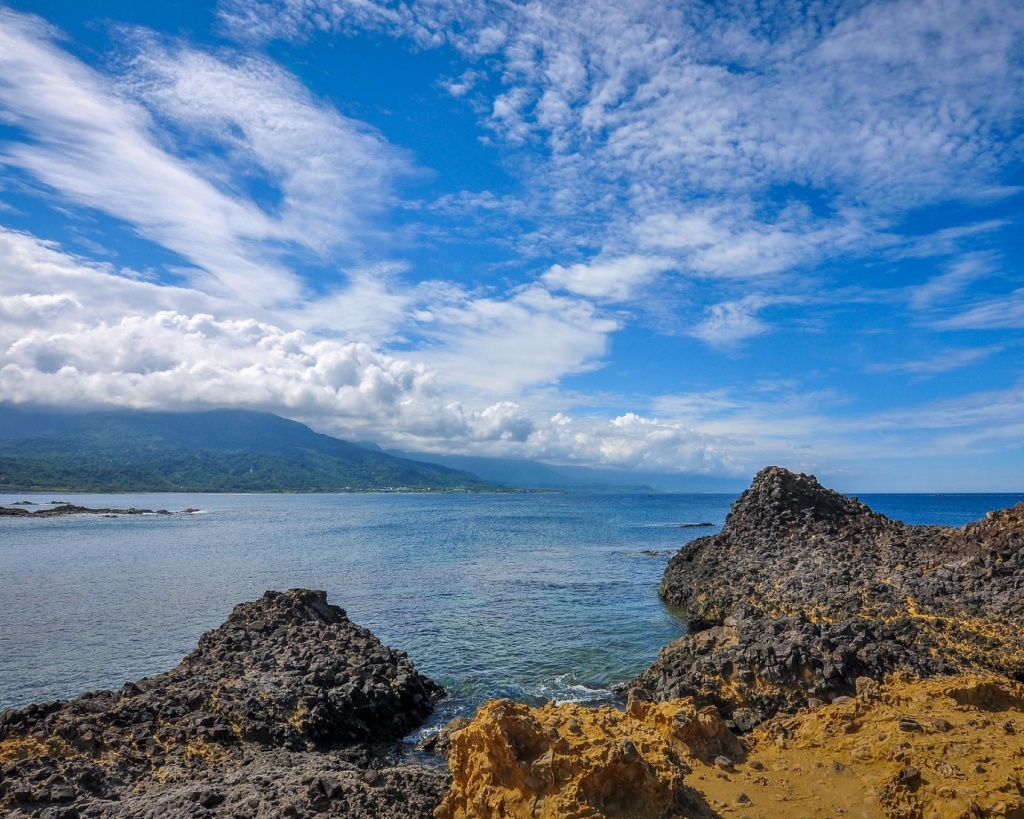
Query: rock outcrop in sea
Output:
[[0, 504, 200, 517], [0, 589, 447, 818], [634, 466, 1024, 727]]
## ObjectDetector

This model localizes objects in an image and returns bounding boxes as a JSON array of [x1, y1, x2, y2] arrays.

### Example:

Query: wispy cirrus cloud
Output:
[[689, 294, 805, 348], [0, 9, 412, 307], [0, 10, 294, 303], [936, 292, 1024, 331], [542, 255, 674, 302], [124, 35, 414, 257], [865, 346, 1004, 375], [907, 253, 1000, 311], [410, 285, 620, 393]]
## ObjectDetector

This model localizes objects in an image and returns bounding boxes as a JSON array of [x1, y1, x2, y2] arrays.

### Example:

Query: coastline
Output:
[[3, 467, 1024, 817]]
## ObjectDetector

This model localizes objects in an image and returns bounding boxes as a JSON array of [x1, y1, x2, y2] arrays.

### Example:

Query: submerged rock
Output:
[[0, 589, 448, 818], [635, 466, 1024, 727]]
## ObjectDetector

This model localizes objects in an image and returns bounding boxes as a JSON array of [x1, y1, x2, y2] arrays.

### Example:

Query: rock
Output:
[[0, 589, 447, 818], [634, 467, 1024, 723], [436, 698, 730, 819], [703, 673, 1024, 818], [731, 708, 758, 733], [896, 764, 922, 786], [417, 716, 470, 755], [0, 504, 201, 518]]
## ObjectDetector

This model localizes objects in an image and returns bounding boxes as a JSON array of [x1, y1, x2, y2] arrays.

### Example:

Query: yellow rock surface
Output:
[[437, 674, 1024, 819], [435, 696, 740, 818]]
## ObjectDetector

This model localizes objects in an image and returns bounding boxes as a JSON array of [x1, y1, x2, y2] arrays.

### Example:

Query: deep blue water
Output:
[[1, 490, 1020, 737]]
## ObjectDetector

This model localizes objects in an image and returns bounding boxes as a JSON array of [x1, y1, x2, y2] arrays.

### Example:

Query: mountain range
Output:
[[0, 406, 745, 494], [0, 407, 498, 493]]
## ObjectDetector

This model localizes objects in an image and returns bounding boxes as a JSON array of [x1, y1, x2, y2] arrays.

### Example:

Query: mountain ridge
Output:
[[0, 406, 502, 493], [383, 448, 746, 493]]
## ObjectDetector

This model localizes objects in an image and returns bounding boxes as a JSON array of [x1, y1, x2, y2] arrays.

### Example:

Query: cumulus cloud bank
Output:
[[0, 226, 737, 471]]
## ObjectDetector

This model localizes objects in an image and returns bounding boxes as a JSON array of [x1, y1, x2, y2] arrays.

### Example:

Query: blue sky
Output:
[[0, 0, 1021, 490]]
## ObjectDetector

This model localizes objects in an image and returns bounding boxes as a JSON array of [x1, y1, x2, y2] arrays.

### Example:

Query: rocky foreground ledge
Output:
[[438, 467, 1024, 818], [0, 589, 447, 818]]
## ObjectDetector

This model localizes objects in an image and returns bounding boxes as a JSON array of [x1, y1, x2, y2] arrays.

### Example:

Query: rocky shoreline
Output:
[[0, 503, 202, 518], [3, 467, 1023, 818]]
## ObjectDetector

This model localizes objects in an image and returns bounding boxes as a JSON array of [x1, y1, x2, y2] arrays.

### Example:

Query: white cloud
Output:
[[220, 0, 1024, 293], [466, 401, 535, 442], [413, 285, 620, 392], [0, 227, 443, 435], [633, 206, 864, 280], [907, 253, 999, 311], [936, 291, 1024, 331], [1, 308, 438, 421], [0, 229, 734, 471], [689, 294, 802, 348], [542, 254, 674, 301], [0, 10, 293, 303], [866, 346, 1004, 375], [896, 219, 1010, 260], [536, 411, 740, 473], [2, 224, 1020, 484], [0, 227, 623, 460], [126, 37, 412, 256], [0, 227, 233, 321], [0, 293, 81, 324], [644, 376, 1024, 486]]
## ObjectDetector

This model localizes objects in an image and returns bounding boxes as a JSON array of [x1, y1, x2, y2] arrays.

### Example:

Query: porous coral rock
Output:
[[437, 674, 1024, 819], [435, 696, 739, 819], [700, 672, 1024, 819]]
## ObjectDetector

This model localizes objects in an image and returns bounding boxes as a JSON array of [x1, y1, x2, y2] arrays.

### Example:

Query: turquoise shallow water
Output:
[[1, 490, 1021, 735]]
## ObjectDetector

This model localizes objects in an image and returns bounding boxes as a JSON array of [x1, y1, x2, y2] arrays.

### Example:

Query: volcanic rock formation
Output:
[[0, 589, 447, 818], [634, 466, 1024, 727]]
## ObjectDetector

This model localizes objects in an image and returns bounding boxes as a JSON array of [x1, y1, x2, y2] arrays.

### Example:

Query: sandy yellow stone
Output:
[[438, 673, 1024, 819]]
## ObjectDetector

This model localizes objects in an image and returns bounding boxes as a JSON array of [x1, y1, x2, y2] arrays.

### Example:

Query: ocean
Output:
[[2, 490, 1021, 736]]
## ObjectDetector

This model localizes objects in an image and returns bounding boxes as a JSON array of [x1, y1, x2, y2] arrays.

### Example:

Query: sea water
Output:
[[1, 491, 1021, 733]]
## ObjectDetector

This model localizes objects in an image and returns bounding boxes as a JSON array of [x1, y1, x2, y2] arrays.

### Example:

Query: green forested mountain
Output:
[[0, 407, 501, 492]]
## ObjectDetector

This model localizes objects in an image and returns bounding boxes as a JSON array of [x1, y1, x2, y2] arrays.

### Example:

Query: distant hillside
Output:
[[385, 449, 745, 493], [0, 407, 501, 493]]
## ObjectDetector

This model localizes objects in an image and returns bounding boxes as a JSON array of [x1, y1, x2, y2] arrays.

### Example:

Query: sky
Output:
[[0, 0, 1022, 491]]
